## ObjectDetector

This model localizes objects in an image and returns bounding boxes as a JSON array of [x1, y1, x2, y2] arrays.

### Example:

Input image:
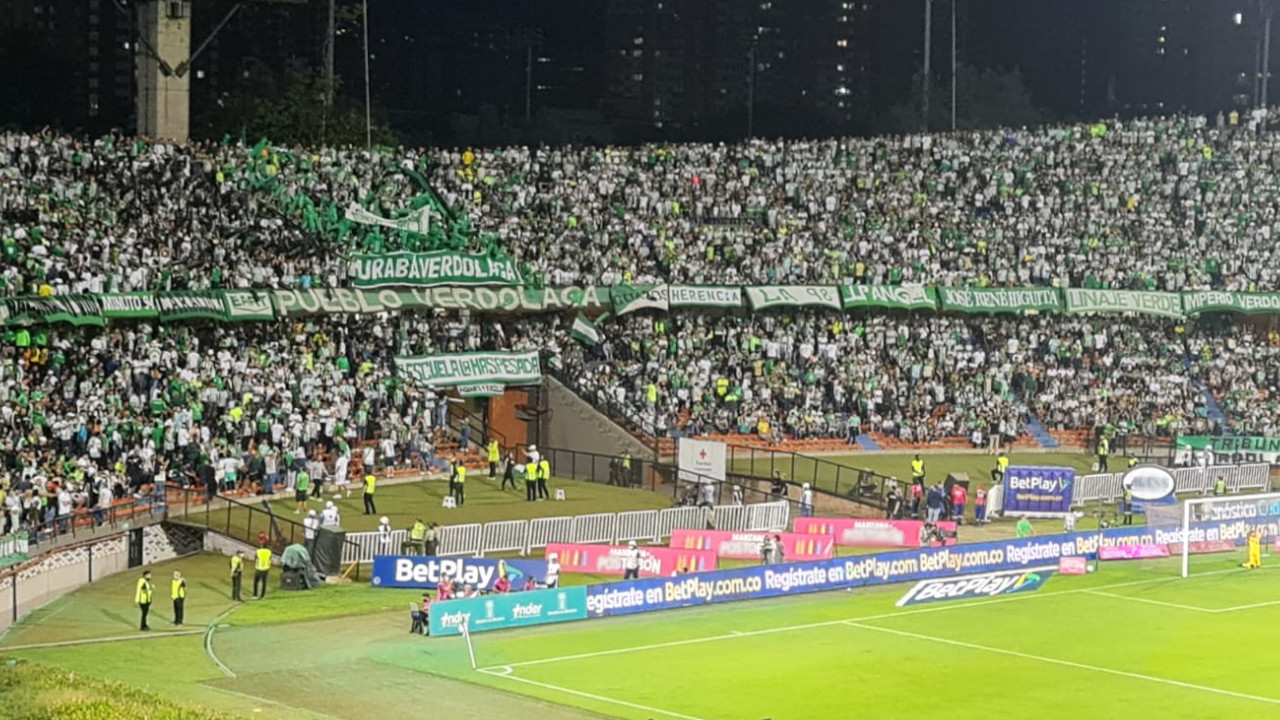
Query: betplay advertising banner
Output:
[[668, 529, 835, 561], [1002, 466, 1076, 517], [895, 568, 1056, 607], [369, 556, 547, 590], [545, 543, 717, 577], [429, 586, 588, 636], [793, 517, 957, 548]]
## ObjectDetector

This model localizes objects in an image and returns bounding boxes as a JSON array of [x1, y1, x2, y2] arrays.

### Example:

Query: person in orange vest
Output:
[[974, 485, 988, 524], [950, 483, 968, 525]]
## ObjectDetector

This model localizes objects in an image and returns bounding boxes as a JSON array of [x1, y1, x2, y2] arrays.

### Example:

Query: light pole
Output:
[[747, 37, 758, 138], [922, 0, 932, 132], [362, 0, 372, 148], [950, 0, 957, 131]]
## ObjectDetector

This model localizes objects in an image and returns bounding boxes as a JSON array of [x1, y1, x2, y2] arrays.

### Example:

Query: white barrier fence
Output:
[[1073, 463, 1270, 504], [341, 501, 791, 562]]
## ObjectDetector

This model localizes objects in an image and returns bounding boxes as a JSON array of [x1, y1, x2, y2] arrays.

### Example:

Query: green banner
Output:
[[668, 285, 742, 308], [157, 292, 229, 322], [1175, 435, 1280, 464], [613, 284, 669, 314], [457, 383, 506, 398], [350, 251, 523, 288], [745, 285, 842, 311], [5, 296, 106, 327], [271, 286, 609, 317], [99, 293, 159, 319], [1181, 291, 1280, 315], [1064, 289, 1183, 318], [938, 287, 1062, 314], [840, 284, 937, 311], [394, 351, 541, 388]]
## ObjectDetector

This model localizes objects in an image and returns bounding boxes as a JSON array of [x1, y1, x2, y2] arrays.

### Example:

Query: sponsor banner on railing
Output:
[[1058, 556, 1089, 575], [793, 517, 957, 548], [585, 516, 1280, 620], [895, 568, 1055, 607], [937, 287, 1062, 314], [1175, 435, 1280, 465], [349, 251, 523, 288], [1181, 290, 1280, 315], [1064, 288, 1184, 319], [669, 529, 834, 560], [545, 543, 717, 577], [394, 351, 540, 388], [1002, 466, 1076, 516], [429, 586, 589, 636], [839, 284, 937, 311], [1098, 544, 1170, 561], [370, 555, 548, 590]]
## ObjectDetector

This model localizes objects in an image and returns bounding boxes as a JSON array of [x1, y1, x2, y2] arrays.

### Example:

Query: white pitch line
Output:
[[842, 621, 1280, 708], [482, 569, 1238, 672], [203, 684, 349, 720], [1212, 598, 1280, 614], [478, 667, 710, 720], [1, 629, 204, 652], [1085, 590, 1215, 613], [203, 606, 242, 679]]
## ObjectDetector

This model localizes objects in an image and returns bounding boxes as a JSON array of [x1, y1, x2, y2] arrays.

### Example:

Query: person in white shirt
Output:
[[544, 553, 561, 588], [380, 436, 396, 473], [362, 445, 376, 474], [800, 483, 814, 517], [622, 540, 641, 580], [732, 484, 744, 505], [333, 453, 350, 496], [377, 516, 393, 554], [303, 510, 320, 547], [320, 501, 340, 527]]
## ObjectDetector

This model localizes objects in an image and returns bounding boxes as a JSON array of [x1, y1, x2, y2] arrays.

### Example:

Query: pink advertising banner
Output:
[[793, 517, 958, 548], [1098, 544, 1171, 561], [545, 543, 717, 577], [668, 529, 835, 561], [1058, 556, 1089, 575]]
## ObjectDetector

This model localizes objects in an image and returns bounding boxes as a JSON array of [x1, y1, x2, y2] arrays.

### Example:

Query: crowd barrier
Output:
[[341, 501, 790, 564], [1072, 463, 1269, 504], [430, 511, 1280, 636]]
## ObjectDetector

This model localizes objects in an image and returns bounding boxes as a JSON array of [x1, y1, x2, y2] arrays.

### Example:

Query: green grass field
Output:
[[5, 545, 1279, 720], [172, 476, 676, 539]]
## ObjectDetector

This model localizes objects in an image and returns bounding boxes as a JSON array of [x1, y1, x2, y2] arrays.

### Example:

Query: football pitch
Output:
[[5, 553, 1279, 720]]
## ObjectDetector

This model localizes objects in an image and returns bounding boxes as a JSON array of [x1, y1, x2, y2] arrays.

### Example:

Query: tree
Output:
[[191, 71, 397, 147], [879, 64, 1043, 134]]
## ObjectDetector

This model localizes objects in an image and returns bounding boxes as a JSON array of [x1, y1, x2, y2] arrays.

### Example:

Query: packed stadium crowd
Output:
[[4, 109, 1280, 535]]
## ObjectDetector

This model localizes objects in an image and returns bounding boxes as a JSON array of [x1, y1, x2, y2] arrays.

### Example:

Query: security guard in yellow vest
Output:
[[135, 570, 154, 631], [1128, 457, 1138, 468], [991, 453, 1009, 484], [451, 461, 467, 506], [621, 452, 633, 486], [363, 473, 377, 515], [1214, 476, 1227, 496], [911, 455, 926, 483], [1096, 436, 1110, 472], [171, 570, 187, 626], [406, 519, 427, 554], [537, 458, 551, 500], [488, 440, 500, 478], [230, 551, 244, 601], [253, 545, 272, 599], [525, 460, 538, 501]]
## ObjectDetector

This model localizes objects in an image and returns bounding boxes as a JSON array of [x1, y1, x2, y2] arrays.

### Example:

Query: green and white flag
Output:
[[840, 284, 937, 311], [157, 292, 228, 322], [938, 287, 1062, 314], [1064, 289, 1183, 319], [571, 314, 603, 345], [349, 251, 523, 288], [344, 201, 437, 236], [457, 384, 506, 398], [668, 285, 742, 309], [394, 351, 541, 388], [612, 284, 670, 314], [222, 291, 277, 321], [745, 285, 841, 311]]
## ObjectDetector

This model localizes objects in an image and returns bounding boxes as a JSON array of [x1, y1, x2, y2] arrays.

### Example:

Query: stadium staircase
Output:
[[1022, 415, 1060, 449], [1182, 354, 1233, 435], [854, 433, 883, 451]]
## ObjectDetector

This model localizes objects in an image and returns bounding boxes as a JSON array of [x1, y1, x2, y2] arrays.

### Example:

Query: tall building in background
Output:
[[603, 0, 876, 140], [0, 0, 135, 132]]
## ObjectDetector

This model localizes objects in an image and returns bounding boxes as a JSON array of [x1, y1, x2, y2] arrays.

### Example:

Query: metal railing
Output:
[[12, 493, 168, 552], [340, 500, 791, 563], [1073, 463, 1270, 504], [725, 443, 896, 509], [167, 486, 362, 581]]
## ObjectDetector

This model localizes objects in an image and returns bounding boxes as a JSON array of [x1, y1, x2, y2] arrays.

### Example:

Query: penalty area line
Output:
[[480, 568, 1240, 672], [1, 629, 203, 652], [478, 667, 710, 720], [202, 684, 349, 720], [842, 621, 1280, 708]]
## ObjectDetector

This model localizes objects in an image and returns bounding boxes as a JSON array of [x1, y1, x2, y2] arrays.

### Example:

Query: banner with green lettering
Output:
[[613, 284, 669, 314], [1064, 289, 1183, 318], [840, 284, 937, 311], [99, 293, 159, 319], [745, 285, 842, 311], [395, 351, 541, 388], [668, 285, 742, 309], [222, 291, 277, 321], [4, 296, 106, 327], [349, 251, 523, 288], [1181, 291, 1280, 315], [938, 287, 1062, 314], [1174, 435, 1280, 465]]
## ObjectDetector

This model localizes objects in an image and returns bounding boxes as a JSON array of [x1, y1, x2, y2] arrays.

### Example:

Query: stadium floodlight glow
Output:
[[1180, 492, 1280, 577]]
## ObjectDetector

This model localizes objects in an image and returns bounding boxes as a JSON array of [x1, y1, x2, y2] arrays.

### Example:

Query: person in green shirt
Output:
[[1015, 516, 1034, 538], [294, 469, 311, 514]]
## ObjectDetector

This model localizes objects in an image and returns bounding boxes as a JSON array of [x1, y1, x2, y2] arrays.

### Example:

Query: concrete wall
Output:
[[540, 376, 654, 461], [136, 0, 191, 141], [0, 523, 202, 636]]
